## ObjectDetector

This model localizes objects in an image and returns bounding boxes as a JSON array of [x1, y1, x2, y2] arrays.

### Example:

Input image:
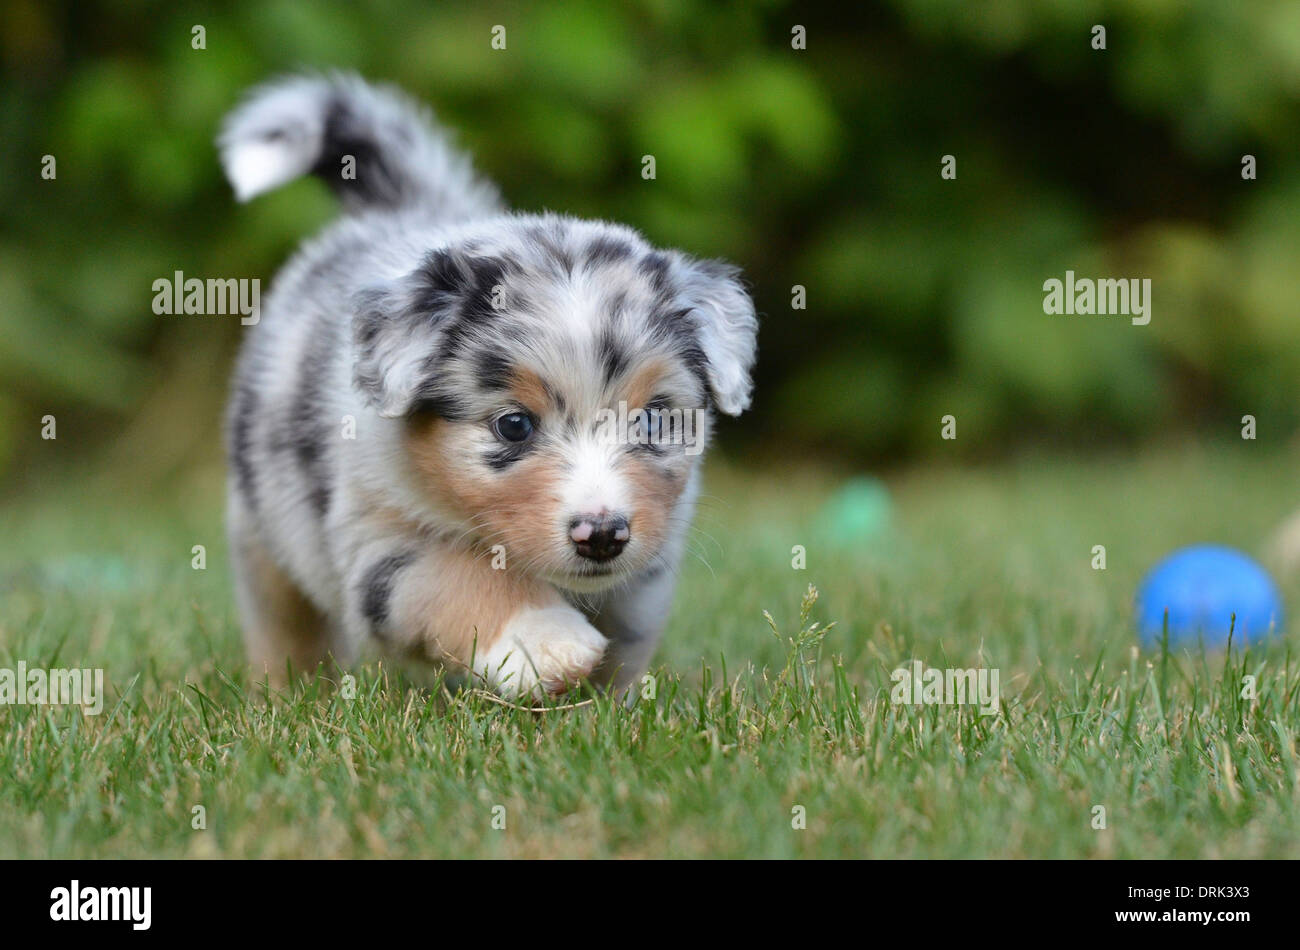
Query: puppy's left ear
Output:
[[669, 256, 758, 416], [352, 248, 483, 418]]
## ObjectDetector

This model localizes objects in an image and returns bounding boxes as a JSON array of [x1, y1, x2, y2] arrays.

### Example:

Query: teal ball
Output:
[[820, 477, 892, 546]]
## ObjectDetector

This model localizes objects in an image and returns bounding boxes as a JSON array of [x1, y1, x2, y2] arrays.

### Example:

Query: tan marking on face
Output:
[[621, 453, 686, 558], [407, 414, 494, 514], [620, 358, 670, 412], [407, 414, 570, 574], [507, 367, 551, 417]]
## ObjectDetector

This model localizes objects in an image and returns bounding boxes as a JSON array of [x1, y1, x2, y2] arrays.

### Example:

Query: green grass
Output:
[[3, 441, 1300, 858]]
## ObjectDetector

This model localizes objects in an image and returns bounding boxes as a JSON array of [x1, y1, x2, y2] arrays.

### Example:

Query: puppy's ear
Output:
[[352, 249, 491, 418], [668, 256, 758, 416]]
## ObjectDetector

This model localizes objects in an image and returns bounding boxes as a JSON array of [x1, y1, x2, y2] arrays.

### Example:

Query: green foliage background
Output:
[[3, 0, 1300, 484]]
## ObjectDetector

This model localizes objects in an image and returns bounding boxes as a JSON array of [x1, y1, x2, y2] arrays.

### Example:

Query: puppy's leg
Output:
[[347, 539, 608, 699], [587, 570, 678, 698], [228, 501, 332, 684]]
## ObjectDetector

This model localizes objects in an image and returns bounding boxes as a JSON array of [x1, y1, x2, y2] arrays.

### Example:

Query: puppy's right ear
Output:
[[352, 249, 471, 418]]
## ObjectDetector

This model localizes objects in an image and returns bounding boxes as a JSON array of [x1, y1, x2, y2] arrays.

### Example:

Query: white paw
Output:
[[475, 605, 608, 700]]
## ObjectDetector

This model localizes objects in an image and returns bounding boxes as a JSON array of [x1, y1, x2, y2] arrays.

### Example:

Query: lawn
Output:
[[2, 441, 1299, 858]]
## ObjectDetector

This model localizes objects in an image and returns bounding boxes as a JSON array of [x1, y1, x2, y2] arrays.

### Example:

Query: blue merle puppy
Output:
[[218, 74, 757, 699]]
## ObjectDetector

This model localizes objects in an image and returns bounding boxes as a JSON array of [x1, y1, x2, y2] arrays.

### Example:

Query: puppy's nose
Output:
[[569, 513, 630, 561]]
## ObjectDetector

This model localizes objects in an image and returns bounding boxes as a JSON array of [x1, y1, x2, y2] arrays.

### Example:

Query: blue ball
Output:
[[1135, 545, 1283, 648]]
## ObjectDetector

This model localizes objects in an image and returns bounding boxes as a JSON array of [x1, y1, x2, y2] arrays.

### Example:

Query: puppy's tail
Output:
[[218, 72, 501, 217]]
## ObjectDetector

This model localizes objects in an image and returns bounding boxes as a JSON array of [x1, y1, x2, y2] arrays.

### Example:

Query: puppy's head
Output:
[[353, 215, 757, 591]]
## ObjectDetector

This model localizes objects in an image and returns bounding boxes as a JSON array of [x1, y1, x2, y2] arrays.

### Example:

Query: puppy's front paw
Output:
[[476, 605, 608, 700]]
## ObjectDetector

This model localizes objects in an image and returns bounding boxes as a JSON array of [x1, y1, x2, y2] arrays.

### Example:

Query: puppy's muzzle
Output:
[[569, 513, 630, 561]]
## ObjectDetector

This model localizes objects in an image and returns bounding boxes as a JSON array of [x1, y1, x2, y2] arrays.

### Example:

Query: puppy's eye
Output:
[[630, 402, 675, 447], [635, 407, 665, 442], [492, 412, 535, 442]]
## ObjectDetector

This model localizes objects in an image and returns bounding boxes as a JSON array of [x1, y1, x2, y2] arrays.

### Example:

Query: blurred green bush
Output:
[[3, 0, 1300, 482]]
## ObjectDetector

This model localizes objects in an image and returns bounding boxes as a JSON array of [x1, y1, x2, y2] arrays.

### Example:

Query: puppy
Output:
[[218, 74, 757, 699]]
